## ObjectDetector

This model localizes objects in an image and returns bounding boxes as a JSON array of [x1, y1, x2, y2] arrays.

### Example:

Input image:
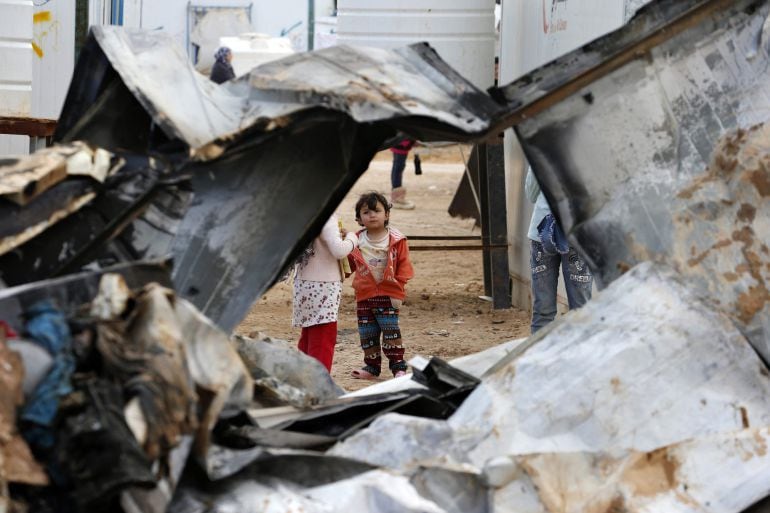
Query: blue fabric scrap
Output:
[[20, 300, 75, 451]]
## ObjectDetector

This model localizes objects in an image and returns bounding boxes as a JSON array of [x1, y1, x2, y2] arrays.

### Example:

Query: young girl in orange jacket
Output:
[[347, 192, 414, 380]]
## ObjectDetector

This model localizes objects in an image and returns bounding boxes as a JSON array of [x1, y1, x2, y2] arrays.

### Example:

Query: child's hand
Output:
[[390, 298, 403, 309], [340, 227, 348, 238]]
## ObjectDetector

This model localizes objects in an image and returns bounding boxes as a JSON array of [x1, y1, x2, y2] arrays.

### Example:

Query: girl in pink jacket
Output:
[[292, 214, 358, 371]]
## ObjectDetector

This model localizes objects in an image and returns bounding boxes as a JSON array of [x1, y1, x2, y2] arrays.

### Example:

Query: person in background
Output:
[[210, 47, 235, 84], [526, 167, 593, 333], [348, 192, 414, 379], [389, 137, 417, 209], [292, 214, 358, 372]]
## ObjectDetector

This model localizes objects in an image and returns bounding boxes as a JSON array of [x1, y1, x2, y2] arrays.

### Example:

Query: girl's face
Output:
[[358, 201, 389, 230]]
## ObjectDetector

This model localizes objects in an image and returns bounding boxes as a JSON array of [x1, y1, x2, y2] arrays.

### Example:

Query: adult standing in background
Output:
[[210, 47, 235, 84]]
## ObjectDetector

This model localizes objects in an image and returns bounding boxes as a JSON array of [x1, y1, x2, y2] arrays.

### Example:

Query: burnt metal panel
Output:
[[502, 0, 770, 356], [41, 26, 512, 331], [0, 261, 172, 332]]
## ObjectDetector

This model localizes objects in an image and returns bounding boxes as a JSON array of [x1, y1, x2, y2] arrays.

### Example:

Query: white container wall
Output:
[[32, 0, 75, 120], [88, 0, 113, 26], [0, 0, 33, 155], [314, 15, 337, 50], [500, 0, 639, 310], [336, 0, 496, 90], [220, 33, 294, 77], [125, 0, 335, 55]]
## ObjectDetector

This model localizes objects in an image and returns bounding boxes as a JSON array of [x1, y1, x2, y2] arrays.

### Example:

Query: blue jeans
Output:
[[391, 152, 407, 189], [530, 240, 593, 333]]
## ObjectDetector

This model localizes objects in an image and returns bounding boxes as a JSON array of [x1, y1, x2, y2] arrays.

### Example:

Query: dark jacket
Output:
[[210, 60, 235, 84]]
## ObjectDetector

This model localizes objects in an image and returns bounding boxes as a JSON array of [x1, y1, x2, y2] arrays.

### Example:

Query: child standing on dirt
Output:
[[348, 192, 414, 379], [292, 213, 358, 372]]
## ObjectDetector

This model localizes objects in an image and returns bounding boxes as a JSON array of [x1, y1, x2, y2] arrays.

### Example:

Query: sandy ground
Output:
[[236, 145, 531, 391]]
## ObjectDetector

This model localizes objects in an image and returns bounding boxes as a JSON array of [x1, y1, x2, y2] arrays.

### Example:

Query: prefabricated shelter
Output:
[[0, 0, 33, 155], [0, 0, 74, 156], [336, 0, 496, 90], [118, 0, 335, 67]]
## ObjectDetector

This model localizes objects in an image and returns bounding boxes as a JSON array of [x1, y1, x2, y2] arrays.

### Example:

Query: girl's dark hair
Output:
[[355, 191, 391, 226]]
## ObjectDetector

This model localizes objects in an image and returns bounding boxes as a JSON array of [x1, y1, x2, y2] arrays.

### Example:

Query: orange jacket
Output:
[[348, 228, 414, 302]]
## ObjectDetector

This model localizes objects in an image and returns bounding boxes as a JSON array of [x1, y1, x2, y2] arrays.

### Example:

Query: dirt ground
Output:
[[236, 144, 531, 391]]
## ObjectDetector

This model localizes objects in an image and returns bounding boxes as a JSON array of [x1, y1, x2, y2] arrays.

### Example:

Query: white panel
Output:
[[254, 0, 307, 51], [336, 0, 496, 89], [0, 135, 29, 155], [501, 0, 626, 81], [89, 0, 111, 26], [0, 0, 32, 156], [122, 0, 143, 28], [221, 34, 294, 77], [0, 0, 33, 118], [31, 0, 75, 119], [126, 0, 329, 54]]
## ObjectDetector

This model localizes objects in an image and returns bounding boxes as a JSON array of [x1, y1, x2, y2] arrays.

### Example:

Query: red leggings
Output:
[[297, 321, 337, 371]]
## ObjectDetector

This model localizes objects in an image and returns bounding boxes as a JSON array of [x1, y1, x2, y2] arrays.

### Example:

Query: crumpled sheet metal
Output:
[[0, 191, 96, 259], [328, 413, 472, 475], [510, 0, 770, 356], [454, 262, 770, 512], [0, 149, 188, 289], [0, 141, 114, 207], [43, 26, 507, 332], [233, 334, 344, 404], [57, 26, 505, 153], [171, 469, 449, 513], [0, 261, 172, 333], [670, 126, 770, 357], [0, 142, 119, 259], [322, 262, 770, 512], [173, 298, 254, 459]]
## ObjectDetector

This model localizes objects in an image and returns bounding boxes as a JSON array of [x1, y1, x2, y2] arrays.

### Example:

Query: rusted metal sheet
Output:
[[506, 0, 770, 359], [0, 116, 57, 137]]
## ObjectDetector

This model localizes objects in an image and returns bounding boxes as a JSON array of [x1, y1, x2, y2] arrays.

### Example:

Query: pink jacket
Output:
[[296, 214, 358, 282], [348, 227, 414, 301], [389, 138, 415, 155]]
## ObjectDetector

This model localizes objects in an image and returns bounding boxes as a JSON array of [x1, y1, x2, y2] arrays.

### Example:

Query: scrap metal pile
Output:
[[1, 0, 770, 511]]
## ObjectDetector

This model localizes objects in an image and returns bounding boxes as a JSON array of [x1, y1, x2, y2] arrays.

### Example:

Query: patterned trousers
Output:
[[356, 296, 407, 376]]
